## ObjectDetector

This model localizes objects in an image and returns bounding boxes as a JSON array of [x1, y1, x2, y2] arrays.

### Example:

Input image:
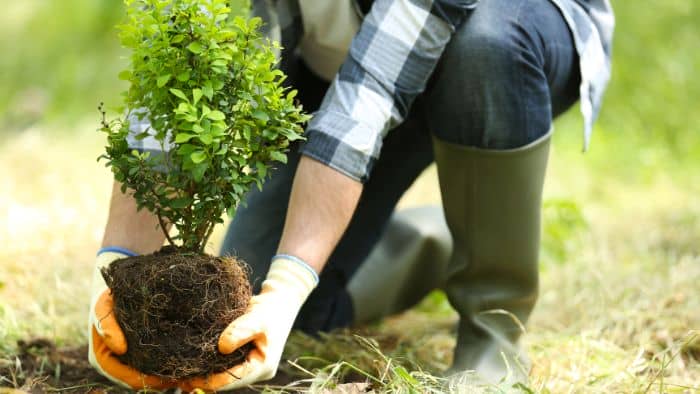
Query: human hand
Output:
[[87, 249, 176, 389], [181, 255, 318, 391]]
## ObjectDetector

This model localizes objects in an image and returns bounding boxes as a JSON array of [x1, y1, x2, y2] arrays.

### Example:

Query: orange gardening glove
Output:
[[180, 255, 318, 391], [87, 249, 178, 390]]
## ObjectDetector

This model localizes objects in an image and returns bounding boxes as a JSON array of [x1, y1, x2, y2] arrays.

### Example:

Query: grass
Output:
[[1, 0, 700, 392]]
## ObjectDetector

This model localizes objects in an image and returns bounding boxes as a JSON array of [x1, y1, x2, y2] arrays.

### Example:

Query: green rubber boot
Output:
[[348, 206, 452, 325], [433, 133, 551, 385]]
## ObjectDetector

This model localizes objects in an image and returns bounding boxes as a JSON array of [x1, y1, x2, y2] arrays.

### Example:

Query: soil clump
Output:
[[101, 246, 253, 379]]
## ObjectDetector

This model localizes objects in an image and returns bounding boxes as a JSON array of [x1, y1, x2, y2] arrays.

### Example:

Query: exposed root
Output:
[[101, 246, 253, 379]]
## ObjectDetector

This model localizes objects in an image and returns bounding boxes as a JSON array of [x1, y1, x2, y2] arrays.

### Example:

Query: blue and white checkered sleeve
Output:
[[299, 0, 477, 183]]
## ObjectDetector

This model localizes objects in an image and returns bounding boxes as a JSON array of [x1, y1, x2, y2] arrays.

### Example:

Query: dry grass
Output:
[[0, 123, 111, 354], [1, 124, 699, 393]]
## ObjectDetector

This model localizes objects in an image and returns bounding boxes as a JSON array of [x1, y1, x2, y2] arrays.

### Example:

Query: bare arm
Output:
[[276, 156, 363, 273], [101, 181, 168, 255]]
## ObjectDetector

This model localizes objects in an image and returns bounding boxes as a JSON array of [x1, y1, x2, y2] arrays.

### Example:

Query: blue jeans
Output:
[[221, 0, 580, 333]]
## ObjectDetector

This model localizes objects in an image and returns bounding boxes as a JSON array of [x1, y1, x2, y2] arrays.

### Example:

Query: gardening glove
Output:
[[182, 255, 318, 391], [87, 248, 176, 390]]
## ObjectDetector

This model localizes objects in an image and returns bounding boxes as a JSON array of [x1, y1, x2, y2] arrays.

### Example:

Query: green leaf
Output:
[[232, 184, 245, 194], [176, 70, 191, 81], [192, 89, 203, 105], [177, 144, 197, 156], [212, 79, 225, 90], [198, 133, 213, 144], [171, 197, 193, 208], [216, 144, 228, 155], [280, 128, 304, 141], [175, 133, 195, 143], [187, 41, 204, 54], [252, 110, 269, 123], [256, 161, 267, 178], [202, 81, 214, 100], [211, 123, 225, 136], [157, 74, 171, 87], [262, 128, 277, 139], [270, 151, 287, 164], [170, 88, 189, 102], [190, 151, 207, 164], [192, 163, 208, 182], [226, 206, 236, 218], [207, 110, 225, 121]]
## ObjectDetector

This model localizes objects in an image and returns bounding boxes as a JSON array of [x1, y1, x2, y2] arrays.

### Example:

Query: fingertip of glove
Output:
[[104, 333, 128, 355], [94, 291, 128, 355], [98, 315, 128, 355], [218, 322, 253, 354], [218, 331, 236, 354]]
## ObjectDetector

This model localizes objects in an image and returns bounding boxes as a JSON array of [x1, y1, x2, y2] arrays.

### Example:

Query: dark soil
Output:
[[0, 338, 301, 393], [101, 246, 253, 379], [0, 339, 122, 393]]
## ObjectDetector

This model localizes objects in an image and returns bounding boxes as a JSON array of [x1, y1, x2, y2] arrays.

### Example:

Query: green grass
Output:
[[1, 0, 700, 392]]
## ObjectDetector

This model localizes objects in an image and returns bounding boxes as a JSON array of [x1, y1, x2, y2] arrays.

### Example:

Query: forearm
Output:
[[276, 156, 363, 273], [101, 181, 168, 255]]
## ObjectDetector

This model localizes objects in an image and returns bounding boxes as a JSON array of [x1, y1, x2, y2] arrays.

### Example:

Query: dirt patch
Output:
[[0, 339, 302, 393], [0, 339, 125, 393], [101, 247, 253, 379]]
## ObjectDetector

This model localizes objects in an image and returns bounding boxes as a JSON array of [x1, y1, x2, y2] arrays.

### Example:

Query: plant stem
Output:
[[157, 211, 175, 247], [200, 221, 216, 253]]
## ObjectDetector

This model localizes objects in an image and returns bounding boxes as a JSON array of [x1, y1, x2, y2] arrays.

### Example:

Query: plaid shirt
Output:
[[261, 0, 614, 182], [129, 0, 614, 183]]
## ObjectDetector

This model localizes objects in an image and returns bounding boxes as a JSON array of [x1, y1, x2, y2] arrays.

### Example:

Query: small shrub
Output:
[[99, 0, 308, 252]]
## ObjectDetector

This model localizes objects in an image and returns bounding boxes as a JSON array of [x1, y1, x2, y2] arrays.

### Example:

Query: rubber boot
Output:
[[347, 206, 453, 324], [433, 133, 551, 385]]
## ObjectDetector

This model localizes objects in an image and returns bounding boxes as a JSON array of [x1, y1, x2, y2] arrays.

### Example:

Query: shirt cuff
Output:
[[299, 112, 380, 184]]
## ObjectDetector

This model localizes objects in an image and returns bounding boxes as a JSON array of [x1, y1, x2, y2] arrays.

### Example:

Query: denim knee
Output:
[[426, 0, 573, 149]]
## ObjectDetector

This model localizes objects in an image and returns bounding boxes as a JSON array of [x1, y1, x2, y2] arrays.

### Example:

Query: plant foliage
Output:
[[99, 0, 308, 252]]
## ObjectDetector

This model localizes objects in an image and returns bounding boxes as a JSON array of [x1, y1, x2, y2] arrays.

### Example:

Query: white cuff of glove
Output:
[[264, 255, 318, 305], [270, 253, 319, 285]]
